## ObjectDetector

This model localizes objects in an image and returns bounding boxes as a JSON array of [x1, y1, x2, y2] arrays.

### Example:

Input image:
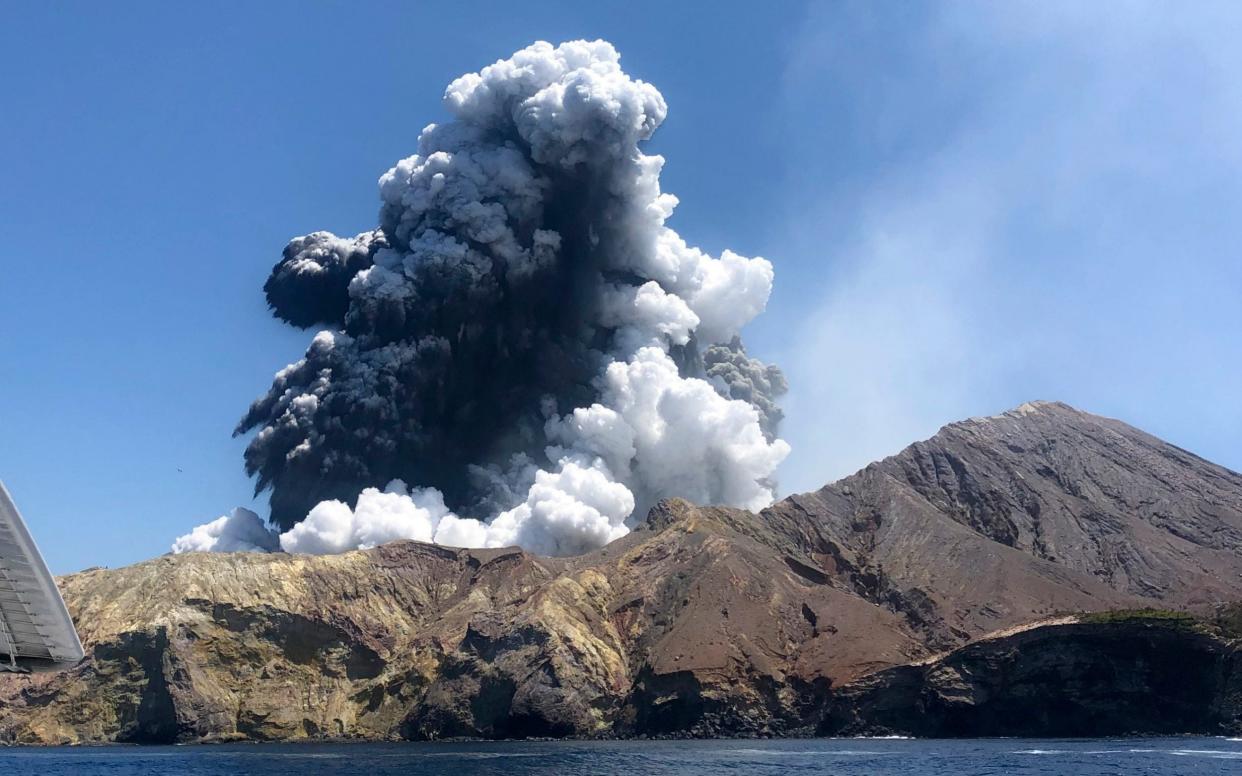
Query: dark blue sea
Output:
[[1, 737, 1240, 774]]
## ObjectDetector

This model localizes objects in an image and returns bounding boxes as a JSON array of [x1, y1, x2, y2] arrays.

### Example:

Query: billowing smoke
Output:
[[173, 40, 788, 557], [703, 339, 788, 441], [170, 508, 279, 553]]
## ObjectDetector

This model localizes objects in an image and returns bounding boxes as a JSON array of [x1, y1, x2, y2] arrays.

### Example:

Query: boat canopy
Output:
[[0, 481, 84, 668]]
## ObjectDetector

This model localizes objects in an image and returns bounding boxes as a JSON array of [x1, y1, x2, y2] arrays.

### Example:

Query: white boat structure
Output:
[[0, 481, 84, 672]]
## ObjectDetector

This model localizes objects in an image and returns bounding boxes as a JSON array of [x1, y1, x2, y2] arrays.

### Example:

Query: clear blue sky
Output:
[[3, 2, 1239, 573]]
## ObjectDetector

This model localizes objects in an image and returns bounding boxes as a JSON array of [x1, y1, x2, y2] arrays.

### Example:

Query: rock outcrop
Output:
[[822, 611, 1242, 737], [1, 401, 1239, 743]]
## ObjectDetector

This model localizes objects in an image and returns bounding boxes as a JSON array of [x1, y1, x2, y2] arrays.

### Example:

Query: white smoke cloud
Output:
[[278, 480, 460, 555], [170, 508, 279, 554], [174, 39, 787, 558], [472, 460, 634, 556], [268, 464, 630, 557], [547, 347, 789, 516]]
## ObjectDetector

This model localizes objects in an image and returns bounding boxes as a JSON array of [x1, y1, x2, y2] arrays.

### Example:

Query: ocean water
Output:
[[1, 737, 1239, 775]]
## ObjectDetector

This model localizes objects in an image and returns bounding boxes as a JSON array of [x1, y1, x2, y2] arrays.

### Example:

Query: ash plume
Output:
[[704, 339, 788, 441], [263, 230, 386, 329], [175, 40, 788, 557]]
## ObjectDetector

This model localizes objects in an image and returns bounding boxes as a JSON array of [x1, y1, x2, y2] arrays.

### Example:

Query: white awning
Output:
[[0, 482, 84, 665]]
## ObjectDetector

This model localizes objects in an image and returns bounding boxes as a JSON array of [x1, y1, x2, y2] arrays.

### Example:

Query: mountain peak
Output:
[[960, 399, 1088, 428], [1008, 399, 1074, 416], [800, 400, 1242, 613]]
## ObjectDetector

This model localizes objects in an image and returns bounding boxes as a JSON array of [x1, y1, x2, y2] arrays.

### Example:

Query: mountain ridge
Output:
[[2, 400, 1240, 743]]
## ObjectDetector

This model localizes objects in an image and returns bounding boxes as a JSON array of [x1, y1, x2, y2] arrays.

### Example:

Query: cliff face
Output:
[[822, 613, 1242, 737], [1, 401, 1240, 743]]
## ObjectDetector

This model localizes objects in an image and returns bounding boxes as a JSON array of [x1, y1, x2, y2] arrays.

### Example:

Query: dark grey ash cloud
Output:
[[264, 230, 384, 329], [704, 339, 788, 441]]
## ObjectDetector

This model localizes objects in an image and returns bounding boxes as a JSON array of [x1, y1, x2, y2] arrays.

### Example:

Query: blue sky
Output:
[[2, 1, 1239, 573]]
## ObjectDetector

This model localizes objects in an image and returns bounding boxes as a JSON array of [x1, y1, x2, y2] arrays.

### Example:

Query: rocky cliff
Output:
[[823, 610, 1242, 737], [0, 501, 923, 743], [1, 401, 1240, 743]]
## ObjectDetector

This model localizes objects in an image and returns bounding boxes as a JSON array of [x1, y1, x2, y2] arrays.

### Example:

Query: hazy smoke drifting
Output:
[[173, 40, 788, 557]]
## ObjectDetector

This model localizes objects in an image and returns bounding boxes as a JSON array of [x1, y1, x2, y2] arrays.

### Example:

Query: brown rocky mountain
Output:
[[1, 401, 1240, 743], [767, 400, 1242, 647]]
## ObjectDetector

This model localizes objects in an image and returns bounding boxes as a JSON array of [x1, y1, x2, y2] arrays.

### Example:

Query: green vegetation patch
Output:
[[1079, 608, 1199, 630], [1210, 603, 1242, 639]]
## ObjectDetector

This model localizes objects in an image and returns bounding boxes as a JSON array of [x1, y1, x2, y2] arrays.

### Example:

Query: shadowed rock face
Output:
[[1, 401, 1239, 743], [822, 615, 1242, 737]]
